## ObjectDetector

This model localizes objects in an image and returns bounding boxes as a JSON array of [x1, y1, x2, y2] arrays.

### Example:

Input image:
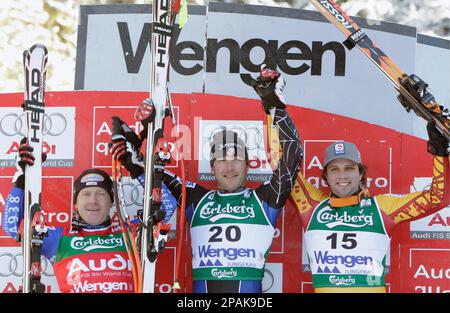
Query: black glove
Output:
[[110, 117, 145, 179], [134, 98, 156, 140], [252, 67, 286, 114], [12, 138, 47, 189], [427, 121, 449, 156]]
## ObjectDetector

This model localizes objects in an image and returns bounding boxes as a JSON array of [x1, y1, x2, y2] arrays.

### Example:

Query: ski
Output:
[[111, 117, 144, 292], [309, 0, 449, 139], [136, 0, 183, 293], [22, 43, 48, 293]]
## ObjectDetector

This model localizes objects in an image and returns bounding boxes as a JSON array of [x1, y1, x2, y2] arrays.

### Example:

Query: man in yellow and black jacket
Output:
[[290, 119, 449, 293]]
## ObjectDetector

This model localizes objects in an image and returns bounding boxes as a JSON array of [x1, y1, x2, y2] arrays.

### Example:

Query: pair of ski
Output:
[[111, 0, 187, 293], [307, 0, 449, 139]]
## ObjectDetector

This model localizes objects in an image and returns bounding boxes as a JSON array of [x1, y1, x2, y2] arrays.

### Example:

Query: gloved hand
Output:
[[110, 117, 145, 179], [426, 121, 450, 156], [12, 138, 47, 189], [134, 98, 156, 140], [252, 67, 286, 114]]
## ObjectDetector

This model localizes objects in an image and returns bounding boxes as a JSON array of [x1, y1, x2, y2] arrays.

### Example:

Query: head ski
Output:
[[138, 0, 183, 293], [22, 43, 48, 293]]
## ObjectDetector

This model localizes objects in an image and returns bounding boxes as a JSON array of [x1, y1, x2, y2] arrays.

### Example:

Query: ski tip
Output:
[[28, 43, 49, 54], [23, 43, 49, 61]]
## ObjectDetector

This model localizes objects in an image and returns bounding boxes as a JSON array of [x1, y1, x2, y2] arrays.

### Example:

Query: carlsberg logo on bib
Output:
[[71, 235, 123, 252], [199, 201, 256, 222], [317, 206, 374, 228]]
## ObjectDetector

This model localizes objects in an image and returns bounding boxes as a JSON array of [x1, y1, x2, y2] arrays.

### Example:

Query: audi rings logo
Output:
[[262, 268, 274, 292], [0, 252, 54, 277], [121, 182, 144, 207], [0, 112, 67, 136], [209, 125, 264, 151]]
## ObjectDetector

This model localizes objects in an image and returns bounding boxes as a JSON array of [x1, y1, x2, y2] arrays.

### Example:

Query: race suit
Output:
[[140, 108, 303, 293], [290, 155, 450, 293], [3, 187, 134, 293]]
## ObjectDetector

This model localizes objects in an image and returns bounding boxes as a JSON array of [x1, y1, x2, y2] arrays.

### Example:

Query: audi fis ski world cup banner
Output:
[[0, 107, 75, 167], [0, 94, 449, 293]]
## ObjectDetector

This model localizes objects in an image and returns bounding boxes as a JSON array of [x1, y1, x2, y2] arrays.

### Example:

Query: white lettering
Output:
[[90, 259, 107, 271], [67, 255, 132, 278], [43, 211, 70, 223], [329, 275, 355, 286], [374, 177, 388, 188], [96, 142, 109, 156], [199, 202, 256, 222], [307, 156, 323, 170], [72, 280, 130, 293], [0, 192, 5, 205], [320, 0, 353, 29], [70, 236, 124, 252], [317, 206, 374, 228], [415, 285, 450, 293], [211, 268, 238, 279], [67, 258, 90, 277], [158, 283, 173, 293], [414, 264, 450, 280], [96, 122, 111, 136], [307, 176, 328, 188]]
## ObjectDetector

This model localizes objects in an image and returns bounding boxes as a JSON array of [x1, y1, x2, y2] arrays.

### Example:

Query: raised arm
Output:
[[110, 117, 210, 223], [377, 122, 450, 227], [2, 138, 42, 240], [250, 68, 304, 208]]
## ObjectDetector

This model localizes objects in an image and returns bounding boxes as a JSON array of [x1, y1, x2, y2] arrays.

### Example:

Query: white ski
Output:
[[140, 0, 182, 293], [22, 43, 48, 293]]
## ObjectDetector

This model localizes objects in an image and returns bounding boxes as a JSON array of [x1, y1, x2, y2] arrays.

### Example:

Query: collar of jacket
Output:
[[329, 188, 370, 207]]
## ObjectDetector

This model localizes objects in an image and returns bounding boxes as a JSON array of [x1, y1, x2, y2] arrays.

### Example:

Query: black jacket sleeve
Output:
[[255, 108, 303, 209], [163, 170, 210, 208]]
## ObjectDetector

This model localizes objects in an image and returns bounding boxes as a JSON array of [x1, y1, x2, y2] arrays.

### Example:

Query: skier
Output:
[[2, 142, 142, 293], [110, 68, 303, 293], [290, 114, 450, 292]]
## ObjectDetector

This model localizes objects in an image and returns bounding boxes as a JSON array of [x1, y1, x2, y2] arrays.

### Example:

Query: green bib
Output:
[[191, 189, 275, 281], [304, 197, 390, 288]]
